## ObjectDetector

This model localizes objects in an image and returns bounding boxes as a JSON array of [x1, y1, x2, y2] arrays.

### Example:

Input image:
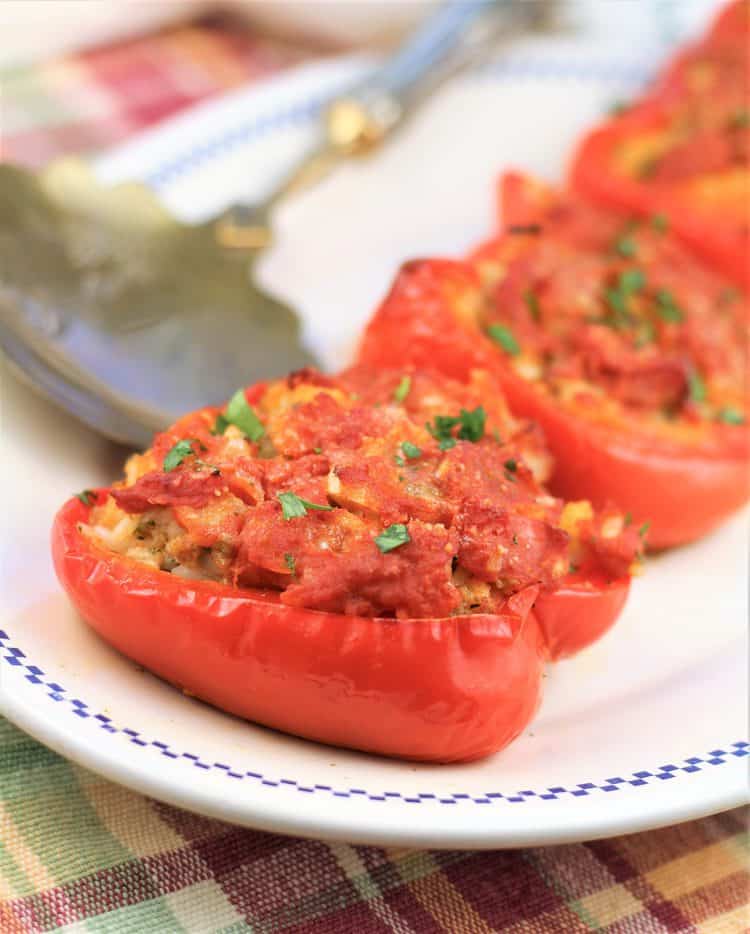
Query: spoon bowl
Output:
[[0, 159, 315, 435]]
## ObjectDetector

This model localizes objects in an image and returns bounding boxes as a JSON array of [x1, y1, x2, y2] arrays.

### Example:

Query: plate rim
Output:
[[2, 662, 747, 850]]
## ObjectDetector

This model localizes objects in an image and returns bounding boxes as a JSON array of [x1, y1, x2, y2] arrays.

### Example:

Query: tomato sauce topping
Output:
[[473, 175, 749, 442], [88, 368, 640, 619]]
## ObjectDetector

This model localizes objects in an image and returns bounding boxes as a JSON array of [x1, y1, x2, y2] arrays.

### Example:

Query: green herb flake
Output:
[[163, 439, 197, 472], [374, 523, 411, 554], [210, 413, 229, 435], [655, 289, 684, 323], [619, 269, 646, 293], [729, 108, 750, 130], [313, 446, 323, 454], [487, 323, 521, 356], [717, 407, 746, 425], [624, 511, 633, 526], [439, 437, 457, 451], [651, 213, 669, 232], [394, 454, 406, 467], [277, 491, 333, 520], [614, 235, 637, 258], [512, 533, 519, 545], [75, 489, 96, 506], [457, 406, 486, 442], [401, 441, 422, 460], [426, 414, 459, 445], [603, 286, 632, 329], [638, 521, 651, 539], [524, 290, 541, 322], [688, 370, 707, 404], [504, 458, 517, 473], [224, 389, 266, 442], [284, 553, 297, 576], [393, 375, 412, 403]]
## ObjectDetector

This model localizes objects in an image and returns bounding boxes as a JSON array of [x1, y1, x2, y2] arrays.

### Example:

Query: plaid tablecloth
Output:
[[0, 13, 748, 934], [1, 718, 747, 933]]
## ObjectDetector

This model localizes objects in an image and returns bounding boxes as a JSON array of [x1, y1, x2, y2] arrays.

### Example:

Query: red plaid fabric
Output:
[[0, 14, 314, 167]]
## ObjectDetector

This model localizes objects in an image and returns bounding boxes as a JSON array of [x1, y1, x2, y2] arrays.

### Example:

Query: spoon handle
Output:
[[216, 0, 516, 248], [354, 0, 500, 110]]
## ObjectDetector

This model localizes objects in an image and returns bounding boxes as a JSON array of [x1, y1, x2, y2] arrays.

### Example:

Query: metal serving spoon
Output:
[[0, 0, 529, 447]]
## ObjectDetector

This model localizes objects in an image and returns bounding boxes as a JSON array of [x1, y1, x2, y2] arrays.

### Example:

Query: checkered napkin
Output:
[[0, 15, 312, 168], [1, 12, 748, 934], [0, 717, 747, 933]]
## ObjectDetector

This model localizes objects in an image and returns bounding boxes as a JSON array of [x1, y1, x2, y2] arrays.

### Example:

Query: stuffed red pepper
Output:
[[53, 367, 639, 762], [357, 179, 749, 547], [570, 0, 749, 286]]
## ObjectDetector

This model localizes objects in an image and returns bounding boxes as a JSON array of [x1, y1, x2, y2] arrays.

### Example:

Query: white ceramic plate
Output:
[[1, 36, 747, 849]]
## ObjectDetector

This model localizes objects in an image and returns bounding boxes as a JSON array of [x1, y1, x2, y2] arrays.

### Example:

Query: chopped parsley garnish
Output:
[[401, 441, 422, 460], [504, 458, 517, 473], [374, 523, 410, 553], [524, 289, 541, 322], [393, 375, 412, 403], [651, 213, 669, 232], [619, 269, 646, 293], [163, 439, 197, 472], [75, 489, 96, 506], [624, 511, 633, 526], [313, 446, 323, 454], [729, 108, 749, 130], [655, 289, 684, 323], [284, 553, 296, 575], [639, 521, 650, 538], [457, 406, 486, 442], [427, 414, 459, 445], [601, 269, 646, 330], [395, 454, 405, 467], [487, 323, 521, 356], [614, 235, 637, 258], [717, 407, 745, 425], [223, 389, 265, 442], [688, 370, 707, 404], [603, 286, 632, 329], [210, 414, 229, 435], [427, 408, 485, 447], [277, 492, 333, 520]]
